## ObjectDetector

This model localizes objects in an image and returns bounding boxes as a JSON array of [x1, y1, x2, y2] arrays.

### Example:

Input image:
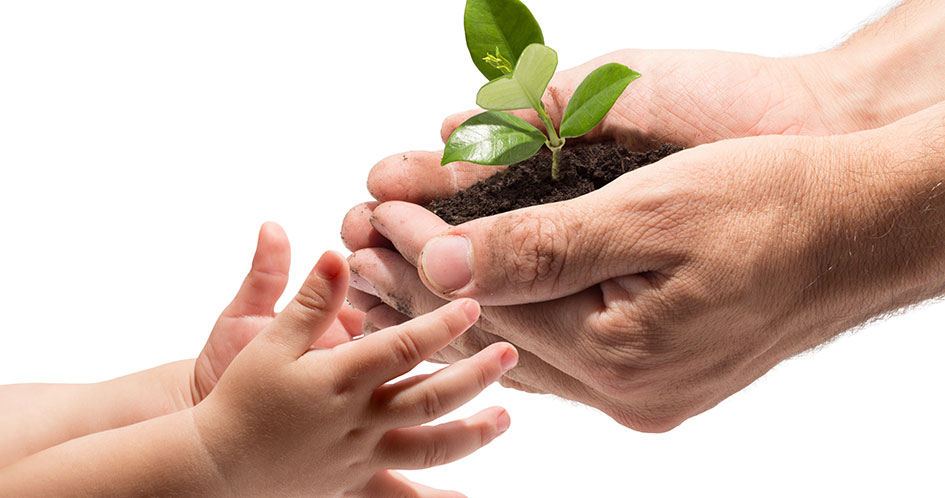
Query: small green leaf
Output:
[[441, 111, 547, 166], [476, 44, 558, 111], [559, 63, 641, 139], [465, 0, 544, 81]]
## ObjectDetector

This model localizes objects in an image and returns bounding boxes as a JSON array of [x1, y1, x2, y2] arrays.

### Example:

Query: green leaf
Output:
[[465, 0, 544, 81], [476, 44, 557, 111], [559, 63, 641, 138], [441, 111, 547, 166]]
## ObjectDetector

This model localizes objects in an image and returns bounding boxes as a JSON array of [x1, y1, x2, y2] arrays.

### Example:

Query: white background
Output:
[[1, 1, 942, 496]]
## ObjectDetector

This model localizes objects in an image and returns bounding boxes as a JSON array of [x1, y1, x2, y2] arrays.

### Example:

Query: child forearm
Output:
[[0, 359, 195, 467], [0, 407, 223, 497]]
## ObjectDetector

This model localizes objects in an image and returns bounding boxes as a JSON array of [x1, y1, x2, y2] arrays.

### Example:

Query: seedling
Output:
[[442, 0, 641, 179]]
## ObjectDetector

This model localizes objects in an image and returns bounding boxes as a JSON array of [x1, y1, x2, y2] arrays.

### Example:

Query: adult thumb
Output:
[[417, 197, 635, 306]]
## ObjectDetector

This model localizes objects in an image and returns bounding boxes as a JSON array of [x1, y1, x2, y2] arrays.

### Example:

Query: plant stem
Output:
[[535, 105, 562, 147], [548, 141, 564, 180], [532, 103, 565, 180]]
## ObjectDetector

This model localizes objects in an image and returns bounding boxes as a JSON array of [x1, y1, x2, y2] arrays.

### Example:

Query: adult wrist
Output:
[[823, 107, 945, 317], [793, 6, 945, 134]]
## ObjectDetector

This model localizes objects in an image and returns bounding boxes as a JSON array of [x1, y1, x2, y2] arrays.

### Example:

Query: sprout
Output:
[[442, 0, 641, 180]]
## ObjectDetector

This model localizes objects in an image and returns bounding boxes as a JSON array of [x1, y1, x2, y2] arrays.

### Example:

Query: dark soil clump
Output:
[[426, 142, 683, 225]]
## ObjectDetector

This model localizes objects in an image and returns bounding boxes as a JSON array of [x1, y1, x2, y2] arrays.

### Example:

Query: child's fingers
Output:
[[372, 406, 510, 471], [374, 343, 517, 427], [222, 222, 291, 318], [331, 299, 481, 387], [312, 307, 366, 349], [358, 470, 466, 498], [264, 251, 349, 357]]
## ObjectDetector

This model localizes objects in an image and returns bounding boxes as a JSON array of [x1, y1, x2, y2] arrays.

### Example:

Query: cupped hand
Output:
[[190, 222, 365, 404], [356, 48, 858, 209], [345, 128, 931, 432]]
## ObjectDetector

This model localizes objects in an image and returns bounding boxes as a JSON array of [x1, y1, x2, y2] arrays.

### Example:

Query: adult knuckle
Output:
[[583, 319, 680, 399], [601, 315, 675, 362], [498, 210, 572, 289]]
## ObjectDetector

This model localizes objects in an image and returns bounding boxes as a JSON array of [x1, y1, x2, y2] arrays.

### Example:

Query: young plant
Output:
[[442, 0, 641, 180]]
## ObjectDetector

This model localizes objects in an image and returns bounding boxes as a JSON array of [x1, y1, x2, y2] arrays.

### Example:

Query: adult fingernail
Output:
[[349, 271, 376, 295], [420, 235, 473, 294], [500, 346, 518, 371], [496, 410, 511, 434]]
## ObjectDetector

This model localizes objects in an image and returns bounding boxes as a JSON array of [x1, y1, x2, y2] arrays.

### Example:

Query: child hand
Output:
[[192, 250, 517, 497], [190, 222, 365, 403]]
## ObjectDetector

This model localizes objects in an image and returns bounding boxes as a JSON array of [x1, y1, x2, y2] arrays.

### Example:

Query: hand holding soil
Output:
[[343, 0, 945, 431], [346, 102, 945, 432]]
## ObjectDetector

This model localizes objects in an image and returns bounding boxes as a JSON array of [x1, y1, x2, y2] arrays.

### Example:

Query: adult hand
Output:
[[344, 4, 945, 429], [348, 47, 886, 212], [341, 48, 856, 430], [345, 101, 945, 431]]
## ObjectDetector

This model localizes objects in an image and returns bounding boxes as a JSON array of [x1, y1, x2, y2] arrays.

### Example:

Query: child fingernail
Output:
[[315, 251, 344, 280], [500, 346, 518, 371], [461, 299, 480, 323], [496, 410, 511, 434]]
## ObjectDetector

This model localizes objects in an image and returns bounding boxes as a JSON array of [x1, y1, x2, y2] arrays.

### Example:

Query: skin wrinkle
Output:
[[351, 251, 595, 401], [339, 9, 945, 431]]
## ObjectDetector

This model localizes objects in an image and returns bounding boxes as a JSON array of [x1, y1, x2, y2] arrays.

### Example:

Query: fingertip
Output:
[[496, 408, 511, 434], [441, 298, 479, 339], [271, 251, 350, 355], [458, 298, 481, 324], [475, 342, 517, 372], [259, 220, 285, 238], [498, 343, 518, 371], [253, 222, 291, 271], [314, 250, 346, 280], [441, 110, 480, 144]]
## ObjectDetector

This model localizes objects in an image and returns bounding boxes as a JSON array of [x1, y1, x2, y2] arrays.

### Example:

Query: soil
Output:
[[426, 142, 683, 225]]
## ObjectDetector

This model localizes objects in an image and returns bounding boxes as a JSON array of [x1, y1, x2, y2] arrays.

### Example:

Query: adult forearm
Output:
[[806, 100, 945, 335], [0, 359, 195, 467], [0, 408, 223, 497], [856, 99, 945, 304], [802, 0, 945, 132]]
